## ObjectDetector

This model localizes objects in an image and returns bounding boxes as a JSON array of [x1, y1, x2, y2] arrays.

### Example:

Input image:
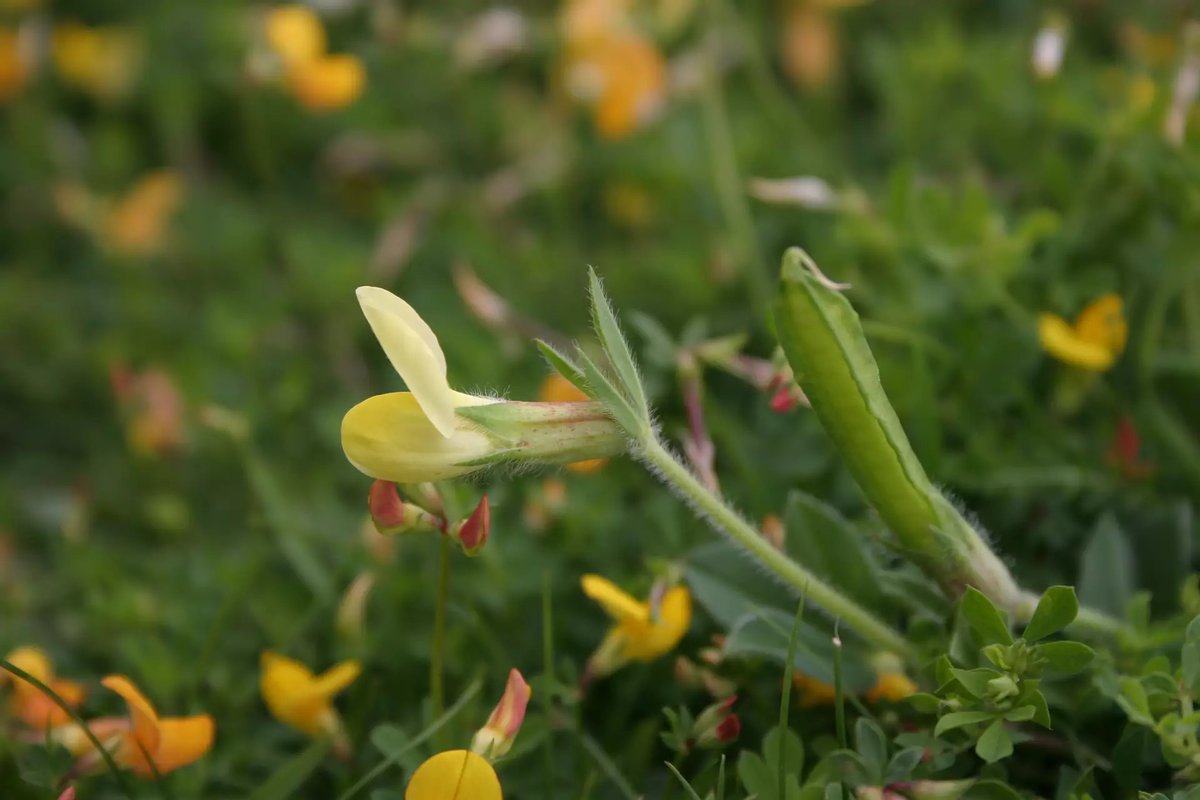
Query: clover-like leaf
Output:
[[1023, 586, 1078, 642]]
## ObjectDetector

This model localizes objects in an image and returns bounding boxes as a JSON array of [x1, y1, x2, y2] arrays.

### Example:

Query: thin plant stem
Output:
[[431, 534, 452, 747], [699, 11, 769, 318], [542, 570, 556, 796], [779, 598, 806, 798], [638, 437, 914, 660]]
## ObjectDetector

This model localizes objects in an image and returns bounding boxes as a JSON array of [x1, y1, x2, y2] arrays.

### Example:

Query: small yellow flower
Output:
[[538, 374, 606, 474], [582, 574, 692, 680], [1, 646, 86, 730], [563, 32, 665, 140], [86, 675, 214, 777], [52, 23, 140, 101], [287, 54, 365, 112], [260, 651, 361, 738], [0, 26, 30, 103], [406, 749, 502, 800], [864, 671, 918, 703], [264, 5, 326, 68], [1038, 293, 1127, 372], [793, 668, 917, 707]]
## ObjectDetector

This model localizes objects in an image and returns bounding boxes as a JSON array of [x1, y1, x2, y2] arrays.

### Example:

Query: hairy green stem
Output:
[[639, 437, 914, 660]]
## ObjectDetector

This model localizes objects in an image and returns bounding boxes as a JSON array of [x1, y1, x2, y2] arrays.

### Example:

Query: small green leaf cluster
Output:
[[1113, 616, 1200, 781], [913, 586, 1095, 764]]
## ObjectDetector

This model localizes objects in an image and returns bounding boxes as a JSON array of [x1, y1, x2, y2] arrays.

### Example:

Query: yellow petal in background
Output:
[[265, 5, 326, 67], [341, 393, 493, 483], [406, 750, 502, 800], [123, 715, 215, 776], [1073, 292, 1127, 356], [618, 585, 691, 661], [287, 54, 365, 112], [1037, 313, 1115, 372], [581, 574, 649, 623]]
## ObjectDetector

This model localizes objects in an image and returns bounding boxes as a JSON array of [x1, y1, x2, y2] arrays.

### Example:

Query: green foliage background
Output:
[[1, 0, 1198, 797]]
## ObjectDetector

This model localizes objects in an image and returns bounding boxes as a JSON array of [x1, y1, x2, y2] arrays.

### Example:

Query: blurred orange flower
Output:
[[71, 676, 214, 777], [110, 364, 186, 457], [559, 0, 665, 139], [264, 5, 326, 67], [1038, 293, 1127, 372], [1, 646, 86, 730], [106, 171, 185, 257], [52, 23, 140, 101], [0, 26, 30, 103]]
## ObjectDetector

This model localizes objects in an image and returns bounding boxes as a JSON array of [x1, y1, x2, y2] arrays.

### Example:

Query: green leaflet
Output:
[[773, 248, 945, 566]]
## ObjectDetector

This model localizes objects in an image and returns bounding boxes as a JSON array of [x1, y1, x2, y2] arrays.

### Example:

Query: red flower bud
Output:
[[453, 494, 490, 555]]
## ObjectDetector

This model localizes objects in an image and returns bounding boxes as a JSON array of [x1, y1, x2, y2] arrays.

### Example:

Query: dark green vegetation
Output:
[[2, 0, 1199, 797]]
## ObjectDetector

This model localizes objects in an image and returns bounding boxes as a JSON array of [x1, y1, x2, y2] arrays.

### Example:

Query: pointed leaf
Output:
[[1035, 641, 1094, 675], [960, 587, 1013, 646], [1078, 515, 1135, 618], [536, 339, 589, 394], [588, 268, 649, 420], [1022, 586, 1078, 642], [974, 720, 1013, 763], [935, 710, 995, 737]]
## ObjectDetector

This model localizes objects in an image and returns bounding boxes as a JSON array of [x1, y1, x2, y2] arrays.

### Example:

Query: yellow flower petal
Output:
[[1037, 313, 1115, 372], [287, 54, 365, 112], [261, 651, 359, 737], [865, 671, 918, 703], [4, 646, 53, 686], [357, 287, 464, 436], [619, 585, 691, 661], [581, 574, 649, 624], [52, 23, 140, 100], [123, 715, 215, 777], [264, 5, 326, 67], [314, 660, 362, 699], [406, 750, 502, 800], [793, 673, 838, 708], [105, 170, 184, 257], [1073, 292, 1127, 356], [341, 392, 494, 483], [101, 675, 162, 757]]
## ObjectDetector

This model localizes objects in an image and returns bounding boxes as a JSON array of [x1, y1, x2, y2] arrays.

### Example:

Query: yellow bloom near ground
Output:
[[406, 749, 502, 800], [2, 646, 86, 730], [52, 23, 140, 101], [1038, 292, 1127, 372], [287, 54, 365, 112], [582, 574, 692, 678], [106, 171, 185, 257], [264, 5, 326, 67], [98, 675, 215, 777], [260, 651, 361, 737]]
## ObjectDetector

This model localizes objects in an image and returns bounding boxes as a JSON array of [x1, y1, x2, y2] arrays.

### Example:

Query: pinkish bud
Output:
[[471, 668, 531, 759], [367, 480, 444, 535], [770, 386, 800, 413], [692, 695, 740, 749], [453, 495, 490, 556], [58, 788, 77, 800]]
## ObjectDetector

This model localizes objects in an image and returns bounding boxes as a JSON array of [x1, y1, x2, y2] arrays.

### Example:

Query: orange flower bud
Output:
[[452, 495, 490, 556], [471, 668, 531, 759], [367, 480, 444, 535]]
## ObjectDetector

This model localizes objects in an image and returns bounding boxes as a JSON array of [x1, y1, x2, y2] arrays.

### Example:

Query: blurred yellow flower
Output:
[[1, 646, 86, 730], [260, 651, 361, 738], [105, 170, 185, 257], [0, 27, 30, 103], [581, 574, 691, 680], [538, 374, 606, 474], [77, 675, 214, 777], [264, 5, 326, 67], [52, 23, 140, 101], [794, 669, 917, 707], [406, 750, 502, 800], [1038, 293, 1127, 372], [287, 53, 365, 112]]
